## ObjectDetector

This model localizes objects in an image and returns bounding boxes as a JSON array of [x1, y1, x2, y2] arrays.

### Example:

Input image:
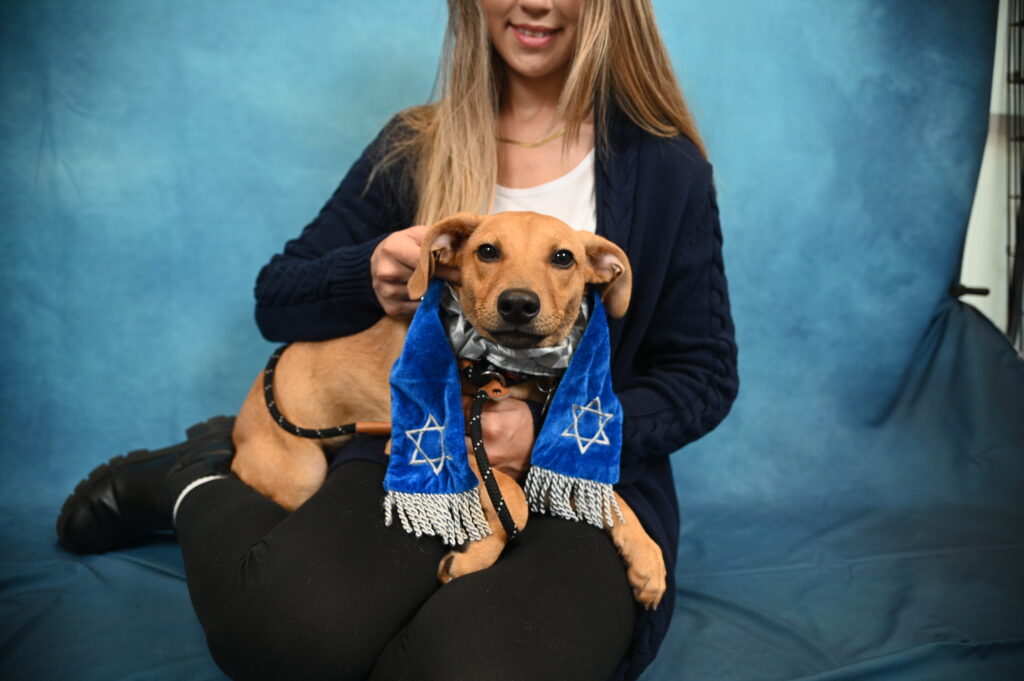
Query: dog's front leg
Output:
[[437, 455, 529, 583], [607, 493, 666, 609]]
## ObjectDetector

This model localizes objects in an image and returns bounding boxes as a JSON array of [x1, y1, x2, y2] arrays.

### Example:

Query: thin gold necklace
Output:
[[497, 127, 567, 149]]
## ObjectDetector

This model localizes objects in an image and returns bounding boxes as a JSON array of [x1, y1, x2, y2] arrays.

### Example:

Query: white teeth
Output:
[[517, 27, 553, 38]]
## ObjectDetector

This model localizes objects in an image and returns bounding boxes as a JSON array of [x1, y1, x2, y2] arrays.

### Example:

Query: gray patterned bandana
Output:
[[440, 285, 589, 377]]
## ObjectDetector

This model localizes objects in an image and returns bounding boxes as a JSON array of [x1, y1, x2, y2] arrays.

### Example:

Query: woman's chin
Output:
[[499, 50, 573, 82]]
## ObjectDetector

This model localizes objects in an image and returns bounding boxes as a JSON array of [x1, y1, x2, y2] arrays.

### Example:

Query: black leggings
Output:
[[175, 455, 636, 681]]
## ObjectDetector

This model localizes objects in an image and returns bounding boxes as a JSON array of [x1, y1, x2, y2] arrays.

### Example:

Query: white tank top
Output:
[[492, 149, 597, 233]]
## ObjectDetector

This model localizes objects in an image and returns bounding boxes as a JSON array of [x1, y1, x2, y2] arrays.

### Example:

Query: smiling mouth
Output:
[[512, 24, 559, 38], [509, 23, 562, 46]]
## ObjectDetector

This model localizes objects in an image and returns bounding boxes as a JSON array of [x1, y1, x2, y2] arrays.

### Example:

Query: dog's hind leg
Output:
[[437, 456, 528, 583], [232, 375, 330, 512], [232, 433, 328, 512]]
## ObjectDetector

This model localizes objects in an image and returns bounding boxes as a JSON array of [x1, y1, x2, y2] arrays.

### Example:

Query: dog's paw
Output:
[[437, 550, 465, 584], [437, 548, 491, 584], [437, 536, 506, 584], [623, 534, 667, 610], [437, 552, 454, 584]]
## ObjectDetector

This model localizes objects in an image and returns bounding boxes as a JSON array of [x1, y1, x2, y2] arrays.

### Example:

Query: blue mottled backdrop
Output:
[[3, 1, 1023, 680]]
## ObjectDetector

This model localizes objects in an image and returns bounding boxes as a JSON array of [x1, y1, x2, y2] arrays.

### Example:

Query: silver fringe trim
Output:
[[383, 488, 492, 546], [524, 466, 625, 529]]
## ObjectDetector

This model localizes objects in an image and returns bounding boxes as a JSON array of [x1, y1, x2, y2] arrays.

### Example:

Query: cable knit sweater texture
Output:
[[253, 106, 738, 681]]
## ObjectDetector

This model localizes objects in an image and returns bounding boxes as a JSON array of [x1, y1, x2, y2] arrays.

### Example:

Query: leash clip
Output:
[[462, 359, 516, 399], [479, 369, 506, 387], [537, 375, 559, 416]]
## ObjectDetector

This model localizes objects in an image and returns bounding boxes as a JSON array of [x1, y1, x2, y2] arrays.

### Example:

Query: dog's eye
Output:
[[551, 249, 575, 269], [477, 243, 500, 262]]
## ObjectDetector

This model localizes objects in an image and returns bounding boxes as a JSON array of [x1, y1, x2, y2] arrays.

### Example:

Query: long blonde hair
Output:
[[377, 0, 706, 226]]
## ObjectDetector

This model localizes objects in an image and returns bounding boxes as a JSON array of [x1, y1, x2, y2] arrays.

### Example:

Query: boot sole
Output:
[[56, 415, 236, 554]]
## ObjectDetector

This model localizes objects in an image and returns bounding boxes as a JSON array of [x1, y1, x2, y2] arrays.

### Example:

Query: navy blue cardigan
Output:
[[254, 108, 739, 681]]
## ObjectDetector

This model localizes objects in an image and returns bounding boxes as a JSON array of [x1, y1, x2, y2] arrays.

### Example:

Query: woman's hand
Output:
[[463, 397, 535, 483], [371, 225, 459, 318]]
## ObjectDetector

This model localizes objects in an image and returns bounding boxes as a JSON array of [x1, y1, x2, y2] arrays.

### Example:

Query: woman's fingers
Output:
[[375, 280, 413, 303], [374, 236, 419, 279], [374, 256, 415, 284], [382, 301, 420, 318], [371, 223, 462, 315], [371, 225, 431, 316], [390, 224, 429, 269]]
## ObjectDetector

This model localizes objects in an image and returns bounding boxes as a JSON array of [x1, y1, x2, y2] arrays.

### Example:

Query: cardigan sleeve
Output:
[[254, 119, 415, 342], [616, 165, 739, 466]]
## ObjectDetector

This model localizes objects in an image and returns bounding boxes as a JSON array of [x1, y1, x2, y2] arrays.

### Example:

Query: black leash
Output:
[[467, 390, 521, 545], [263, 344, 358, 439], [264, 346, 526, 543], [460, 359, 538, 544]]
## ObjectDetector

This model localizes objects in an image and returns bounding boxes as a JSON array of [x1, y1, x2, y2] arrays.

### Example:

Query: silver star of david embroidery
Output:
[[561, 396, 613, 454], [406, 414, 451, 475]]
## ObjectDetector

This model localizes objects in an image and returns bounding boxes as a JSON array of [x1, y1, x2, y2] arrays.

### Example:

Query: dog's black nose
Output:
[[497, 289, 540, 325]]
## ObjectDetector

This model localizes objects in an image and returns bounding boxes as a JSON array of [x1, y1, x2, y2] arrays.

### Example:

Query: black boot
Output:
[[56, 415, 236, 554]]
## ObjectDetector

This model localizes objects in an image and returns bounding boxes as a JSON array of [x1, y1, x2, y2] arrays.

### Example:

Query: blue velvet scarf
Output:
[[384, 279, 623, 546]]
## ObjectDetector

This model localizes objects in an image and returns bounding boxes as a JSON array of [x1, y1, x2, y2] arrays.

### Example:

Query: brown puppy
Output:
[[231, 211, 666, 608]]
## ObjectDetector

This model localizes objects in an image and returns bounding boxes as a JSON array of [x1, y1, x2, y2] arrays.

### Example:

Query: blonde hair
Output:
[[377, 0, 706, 225]]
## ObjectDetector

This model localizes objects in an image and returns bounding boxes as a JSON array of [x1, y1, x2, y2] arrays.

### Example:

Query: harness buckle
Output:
[[480, 379, 511, 400]]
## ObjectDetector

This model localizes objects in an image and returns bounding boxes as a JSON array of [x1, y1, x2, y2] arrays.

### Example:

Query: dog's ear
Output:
[[407, 212, 483, 300], [579, 232, 632, 318]]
